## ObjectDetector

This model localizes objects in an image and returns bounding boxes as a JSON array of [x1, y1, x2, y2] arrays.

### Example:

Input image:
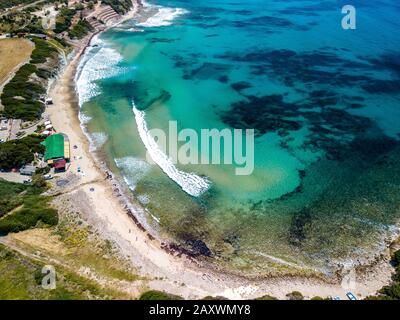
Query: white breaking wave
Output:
[[115, 156, 151, 191], [76, 36, 128, 106], [132, 103, 211, 197], [79, 112, 92, 125], [137, 194, 150, 205], [89, 132, 108, 152], [137, 2, 189, 28]]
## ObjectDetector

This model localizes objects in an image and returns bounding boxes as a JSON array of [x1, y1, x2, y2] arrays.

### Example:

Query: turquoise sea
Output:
[[77, 0, 400, 276]]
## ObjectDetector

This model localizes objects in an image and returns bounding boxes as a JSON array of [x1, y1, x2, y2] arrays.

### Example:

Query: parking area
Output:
[[0, 118, 10, 142]]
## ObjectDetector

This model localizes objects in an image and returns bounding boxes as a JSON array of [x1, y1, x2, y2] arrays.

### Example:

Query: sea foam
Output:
[[132, 104, 211, 197], [89, 132, 108, 152], [137, 1, 189, 28], [114, 156, 151, 191], [76, 36, 128, 106]]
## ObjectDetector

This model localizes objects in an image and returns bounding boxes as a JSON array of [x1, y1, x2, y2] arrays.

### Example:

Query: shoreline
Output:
[[44, 5, 396, 300]]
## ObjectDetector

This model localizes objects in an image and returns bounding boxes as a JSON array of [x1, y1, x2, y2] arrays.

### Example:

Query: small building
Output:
[[53, 159, 67, 173], [41, 133, 70, 166], [20, 165, 36, 176]]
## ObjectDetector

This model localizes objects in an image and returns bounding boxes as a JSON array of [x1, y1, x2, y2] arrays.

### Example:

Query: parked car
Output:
[[44, 174, 53, 180], [346, 292, 357, 300]]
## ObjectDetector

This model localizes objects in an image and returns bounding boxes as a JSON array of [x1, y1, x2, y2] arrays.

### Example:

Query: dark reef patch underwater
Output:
[[78, 0, 400, 276]]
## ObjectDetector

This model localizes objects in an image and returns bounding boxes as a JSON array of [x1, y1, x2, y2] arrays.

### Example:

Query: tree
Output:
[[32, 174, 46, 188]]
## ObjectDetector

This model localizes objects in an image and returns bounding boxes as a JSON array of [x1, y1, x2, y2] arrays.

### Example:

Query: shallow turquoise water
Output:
[[77, 0, 400, 275]]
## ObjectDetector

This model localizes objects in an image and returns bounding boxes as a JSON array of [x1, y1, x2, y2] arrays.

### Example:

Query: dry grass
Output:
[[9, 225, 144, 297], [0, 38, 33, 86]]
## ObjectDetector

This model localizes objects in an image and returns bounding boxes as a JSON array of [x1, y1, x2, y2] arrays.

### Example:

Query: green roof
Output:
[[41, 134, 64, 161]]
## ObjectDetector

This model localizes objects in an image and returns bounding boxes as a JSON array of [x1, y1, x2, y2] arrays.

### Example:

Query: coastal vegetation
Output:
[[30, 37, 57, 63], [69, 19, 93, 39], [255, 295, 278, 300], [0, 177, 141, 299], [0, 179, 57, 235], [54, 7, 76, 34], [0, 38, 33, 85], [0, 0, 59, 11], [286, 291, 304, 300], [102, 0, 133, 14], [0, 243, 128, 299], [1, 38, 57, 120], [0, 0, 37, 11], [0, 134, 44, 170], [52, 5, 92, 39], [0, 11, 43, 33], [139, 290, 184, 300], [366, 249, 400, 300]]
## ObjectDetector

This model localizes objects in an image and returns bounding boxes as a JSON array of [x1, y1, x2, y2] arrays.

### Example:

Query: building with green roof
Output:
[[41, 133, 70, 163]]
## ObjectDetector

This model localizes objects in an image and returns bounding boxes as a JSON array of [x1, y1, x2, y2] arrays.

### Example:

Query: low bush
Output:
[[286, 291, 304, 300], [139, 290, 184, 300], [0, 179, 27, 218], [30, 38, 56, 64], [255, 295, 278, 300], [0, 206, 58, 234], [365, 249, 400, 300], [1, 39, 56, 120], [54, 7, 76, 34], [0, 135, 44, 170], [0, 179, 58, 235], [69, 19, 93, 39]]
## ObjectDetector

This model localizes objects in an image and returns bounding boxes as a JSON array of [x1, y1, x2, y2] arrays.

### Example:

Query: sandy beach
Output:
[[43, 5, 397, 300]]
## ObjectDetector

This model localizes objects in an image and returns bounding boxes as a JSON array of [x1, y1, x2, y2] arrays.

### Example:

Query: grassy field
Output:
[[0, 178, 143, 299], [0, 243, 131, 299], [0, 38, 33, 87]]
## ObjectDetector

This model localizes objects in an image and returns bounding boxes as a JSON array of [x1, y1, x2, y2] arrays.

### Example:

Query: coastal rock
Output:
[[186, 239, 212, 257]]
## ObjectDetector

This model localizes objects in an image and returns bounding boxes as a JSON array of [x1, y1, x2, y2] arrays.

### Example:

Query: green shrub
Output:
[[30, 38, 56, 64], [255, 295, 278, 300], [35, 166, 50, 175], [102, 0, 132, 14], [139, 290, 183, 300], [392, 250, 400, 267], [0, 179, 27, 217], [380, 283, 400, 300], [0, 135, 44, 170], [365, 250, 400, 300], [202, 296, 229, 300], [0, 204, 58, 235], [69, 19, 93, 39], [0, 0, 36, 10], [54, 7, 76, 34], [286, 291, 304, 300], [32, 174, 46, 188], [0, 56, 53, 120]]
